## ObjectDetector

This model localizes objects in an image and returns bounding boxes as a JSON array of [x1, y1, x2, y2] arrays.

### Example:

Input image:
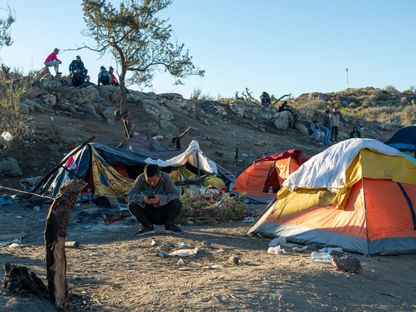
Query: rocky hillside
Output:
[[0, 75, 410, 185]]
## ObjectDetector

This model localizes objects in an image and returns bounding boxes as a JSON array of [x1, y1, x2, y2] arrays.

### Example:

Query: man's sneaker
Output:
[[137, 225, 155, 236], [165, 224, 183, 234]]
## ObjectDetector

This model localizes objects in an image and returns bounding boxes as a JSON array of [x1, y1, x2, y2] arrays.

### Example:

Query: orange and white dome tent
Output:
[[249, 139, 416, 255], [231, 150, 307, 203]]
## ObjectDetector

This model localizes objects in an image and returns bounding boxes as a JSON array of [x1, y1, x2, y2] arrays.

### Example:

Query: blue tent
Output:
[[385, 126, 416, 151]]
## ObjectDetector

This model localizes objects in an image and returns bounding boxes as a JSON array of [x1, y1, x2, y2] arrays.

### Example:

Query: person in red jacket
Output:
[[109, 66, 119, 86], [44, 48, 62, 76]]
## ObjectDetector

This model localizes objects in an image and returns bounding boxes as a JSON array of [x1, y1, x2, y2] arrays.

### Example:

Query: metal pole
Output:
[[346, 67, 349, 89]]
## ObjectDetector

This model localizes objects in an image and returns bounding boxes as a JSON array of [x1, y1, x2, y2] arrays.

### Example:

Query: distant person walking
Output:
[[322, 110, 332, 147], [97, 66, 111, 86], [330, 109, 341, 142], [44, 48, 62, 76]]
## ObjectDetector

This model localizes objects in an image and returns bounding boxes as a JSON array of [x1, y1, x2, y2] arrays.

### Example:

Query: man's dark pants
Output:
[[128, 199, 182, 227]]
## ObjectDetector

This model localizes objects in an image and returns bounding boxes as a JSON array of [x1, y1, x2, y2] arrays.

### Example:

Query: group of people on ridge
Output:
[[310, 109, 361, 146], [43, 48, 119, 88]]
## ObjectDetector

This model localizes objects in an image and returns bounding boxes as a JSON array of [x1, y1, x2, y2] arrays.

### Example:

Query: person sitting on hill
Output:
[[349, 127, 361, 138], [278, 100, 289, 112], [44, 48, 62, 76], [322, 109, 332, 147], [260, 91, 271, 107], [310, 120, 323, 142], [128, 164, 183, 235], [69, 55, 88, 77], [71, 68, 85, 88], [278, 101, 298, 130], [109, 66, 119, 86], [97, 66, 111, 86]]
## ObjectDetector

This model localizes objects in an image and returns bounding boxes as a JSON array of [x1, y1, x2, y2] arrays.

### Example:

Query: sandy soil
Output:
[[1, 202, 416, 312]]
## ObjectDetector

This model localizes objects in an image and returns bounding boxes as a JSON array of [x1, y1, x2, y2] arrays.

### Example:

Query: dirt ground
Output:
[[1, 202, 416, 312]]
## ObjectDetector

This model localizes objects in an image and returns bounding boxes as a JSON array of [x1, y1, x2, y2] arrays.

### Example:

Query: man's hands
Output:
[[144, 195, 160, 206]]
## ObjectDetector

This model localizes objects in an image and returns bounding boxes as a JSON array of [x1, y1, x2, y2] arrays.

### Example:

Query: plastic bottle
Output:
[[311, 251, 331, 263], [319, 247, 343, 254]]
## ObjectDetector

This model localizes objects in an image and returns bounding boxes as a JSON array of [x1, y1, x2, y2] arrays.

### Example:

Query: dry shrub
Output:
[[401, 105, 416, 125], [179, 193, 247, 224], [0, 67, 35, 150]]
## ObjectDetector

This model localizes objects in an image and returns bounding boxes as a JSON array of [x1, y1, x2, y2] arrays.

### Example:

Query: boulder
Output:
[[42, 94, 57, 107], [143, 102, 174, 121], [158, 93, 184, 101], [0, 157, 23, 177], [40, 77, 63, 92], [229, 101, 246, 118], [101, 107, 115, 123], [25, 86, 47, 99], [159, 119, 179, 134], [72, 86, 99, 104], [21, 99, 44, 112], [273, 111, 291, 129], [98, 85, 116, 101]]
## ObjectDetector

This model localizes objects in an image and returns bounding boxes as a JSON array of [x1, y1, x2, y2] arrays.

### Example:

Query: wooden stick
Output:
[[44, 179, 86, 311], [32, 136, 95, 193]]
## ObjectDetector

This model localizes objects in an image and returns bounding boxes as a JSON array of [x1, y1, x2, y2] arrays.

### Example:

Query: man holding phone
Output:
[[128, 164, 183, 235]]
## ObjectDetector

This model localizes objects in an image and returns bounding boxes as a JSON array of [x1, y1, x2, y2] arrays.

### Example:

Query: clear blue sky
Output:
[[1, 0, 415, 99]]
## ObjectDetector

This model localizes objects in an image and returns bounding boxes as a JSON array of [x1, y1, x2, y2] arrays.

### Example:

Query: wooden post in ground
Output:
[[44, 179, 86, 311]]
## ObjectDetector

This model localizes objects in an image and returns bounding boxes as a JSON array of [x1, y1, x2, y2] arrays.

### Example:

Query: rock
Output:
[[72, 86, 99, 104], [98, 85, 116, 101], [229, 101, 246, 118], [158, 93, 184, 101], [18, 102, 31, 114], [101, 107, 115, 123], [160, 119, 179, 134], [40, 77, 62, 92], [331, 255, 362, 273], [143, 102, 174, 121], [273, 111, 291, 129], [21, 99, 44, 112], [25, 86, 46, 99], [228, 256, 241, 266], [0, 157, 23, 177], [213, 105, 227, 116], [42, 94, 57, 107], [297, 123, 309, 135]]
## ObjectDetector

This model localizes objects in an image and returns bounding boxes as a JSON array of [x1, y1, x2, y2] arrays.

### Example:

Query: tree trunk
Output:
[[44, 179, 87, 311], [119, 68, 133, 138]]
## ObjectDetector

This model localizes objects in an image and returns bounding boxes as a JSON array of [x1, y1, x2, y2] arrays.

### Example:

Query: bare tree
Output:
[[82, 0, 204, 137], [0, 6, 15, 48]]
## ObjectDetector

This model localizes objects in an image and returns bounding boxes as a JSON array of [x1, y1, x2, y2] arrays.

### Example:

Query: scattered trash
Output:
[[150, 239, 158, 247], [65, 241, 80, 248], [177, 259, 185, 266], [228, 256, 241, 266], [0, 195, 14, 207], [331, 255, 362, 273], [1, 131, 13, 142], [0, 238, 23, 248], [216, 248, 226, 253], [200, 240, 211, 248], [176, 241, 193, 249], [267, 246, 287, 255], [203, 264, 223, 270], [159, 242, 174, 252], [319, 247, 344, 254], [155, 252, 166, 258], [242, 216, 256, 223], [311, 251, 331, 263], [292, 245, 308, 253], [152, 135, 164, 140], [168, 247, 199, 257], [269, 237, 286, 247], [8, 242, 23, 248]]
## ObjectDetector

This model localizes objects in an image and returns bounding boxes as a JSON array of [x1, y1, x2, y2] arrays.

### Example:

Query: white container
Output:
[[311, 251, 331, 263]]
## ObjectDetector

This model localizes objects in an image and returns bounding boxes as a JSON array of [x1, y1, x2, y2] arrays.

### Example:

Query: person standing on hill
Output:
[[322, 109, 332, 147], [97, 66, 111, 86], [44, 48, 62, 76], [330, 109, 341, 142], [260, 91, 271, 107], [128, 164, 183, 235]]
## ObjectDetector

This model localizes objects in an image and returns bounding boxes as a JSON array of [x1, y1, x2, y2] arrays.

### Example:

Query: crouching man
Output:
[[128, 164, 183, 235]]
